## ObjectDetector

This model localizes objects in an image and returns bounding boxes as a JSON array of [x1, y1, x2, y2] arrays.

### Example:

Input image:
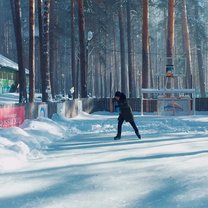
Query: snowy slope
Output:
[[0, 112, 208, 208]]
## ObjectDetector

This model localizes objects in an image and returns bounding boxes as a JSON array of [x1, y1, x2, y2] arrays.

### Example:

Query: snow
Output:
[[0, 54, 29, 74], [0, 54, 18, 70], [0, 111, 208, 208], [0, 93, 42, 104]]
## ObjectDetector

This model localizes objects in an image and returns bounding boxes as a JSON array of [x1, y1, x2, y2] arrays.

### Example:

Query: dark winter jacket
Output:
[[117, 93, 134, 122]]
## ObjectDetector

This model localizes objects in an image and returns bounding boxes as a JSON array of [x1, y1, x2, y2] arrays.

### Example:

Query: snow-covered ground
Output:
[[0, 111, 208, 208], [0, 93, 42, 103]]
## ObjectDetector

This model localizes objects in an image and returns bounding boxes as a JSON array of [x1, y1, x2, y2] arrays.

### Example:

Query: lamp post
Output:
[[61, 73, 65, 97], [86, 31, 93, 96]]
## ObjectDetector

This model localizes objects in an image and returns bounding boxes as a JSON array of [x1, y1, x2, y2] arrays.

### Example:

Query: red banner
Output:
[[0, 106, 25, 128]]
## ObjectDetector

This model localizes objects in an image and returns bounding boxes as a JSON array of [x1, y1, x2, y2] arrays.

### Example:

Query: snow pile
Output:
[[52, 113, 81, 135], [0, 136, 29, 171], [0, 111, 115, 172], [0, 116, 69, 172]]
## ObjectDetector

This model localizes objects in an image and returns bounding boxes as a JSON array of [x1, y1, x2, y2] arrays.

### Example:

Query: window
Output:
[[3, 72, 7, 79], [8, 73, 13, 80]]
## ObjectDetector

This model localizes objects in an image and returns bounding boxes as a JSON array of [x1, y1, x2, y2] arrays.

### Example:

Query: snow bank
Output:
[[0, 111, 113, 172], [0, 116, 69, 172]]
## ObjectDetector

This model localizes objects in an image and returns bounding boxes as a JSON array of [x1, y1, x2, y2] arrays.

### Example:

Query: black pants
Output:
[[117, 117, 139, 136]]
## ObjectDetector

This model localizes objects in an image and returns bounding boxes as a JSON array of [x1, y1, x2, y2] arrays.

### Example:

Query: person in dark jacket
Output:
[[114, 91, 141, 140]]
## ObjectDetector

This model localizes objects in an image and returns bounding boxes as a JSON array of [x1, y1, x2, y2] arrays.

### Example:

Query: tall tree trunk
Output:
[[166, 0, 175, 64], [109, 55, 113, 97], [104, 33, 107, 97], [142, 0, 149, 90], [0, 1, 4, 54], [10, 0, 27, 103], [182, 0, 192, 89], [149, 46, 153, 88], [78, 0, 87, 98], [118, 4, 127, 95], [29, 0, 35, 103], [76, 53, 80, 98], [38, 0, 52, 102], [49, 0, 57, 99], [195, 2, 206, 97], [41, 0, 51, 102], [196, 45, 206, 97], [113, 15, 119, 91], [132, 35, 137, 96], [91, 55, 94, 96], [100, 59, 103, 98], [127, 0, 134, 97], [94, 53, 99, 97], [71, 0, 76, 99], [166, 0, 175, 89], [195, 3, 206, 97], [37, 0, 44, 95]]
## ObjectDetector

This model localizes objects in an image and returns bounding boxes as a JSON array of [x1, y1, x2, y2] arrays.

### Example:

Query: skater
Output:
[[114, 91, 141, 140]]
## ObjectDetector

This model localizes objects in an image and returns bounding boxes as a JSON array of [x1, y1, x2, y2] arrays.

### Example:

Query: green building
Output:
[[0, 54, 28, 94]]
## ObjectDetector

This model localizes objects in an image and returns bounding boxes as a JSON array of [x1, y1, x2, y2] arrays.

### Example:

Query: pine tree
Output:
[[10, 0, 27, 103], [78, 0, 87, 98], [29, 0, 35, 103], [142, 0, 150, 90]]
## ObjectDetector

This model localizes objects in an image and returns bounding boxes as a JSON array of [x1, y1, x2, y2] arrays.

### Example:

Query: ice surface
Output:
[[0, 111, 208, 208]]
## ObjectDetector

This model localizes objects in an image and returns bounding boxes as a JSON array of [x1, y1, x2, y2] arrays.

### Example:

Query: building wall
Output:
[[0, 67, 17, 94]]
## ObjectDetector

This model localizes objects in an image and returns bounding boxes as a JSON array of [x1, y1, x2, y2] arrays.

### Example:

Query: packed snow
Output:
[[0, 93, 42, 104], [0, 111, 208, 208]]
